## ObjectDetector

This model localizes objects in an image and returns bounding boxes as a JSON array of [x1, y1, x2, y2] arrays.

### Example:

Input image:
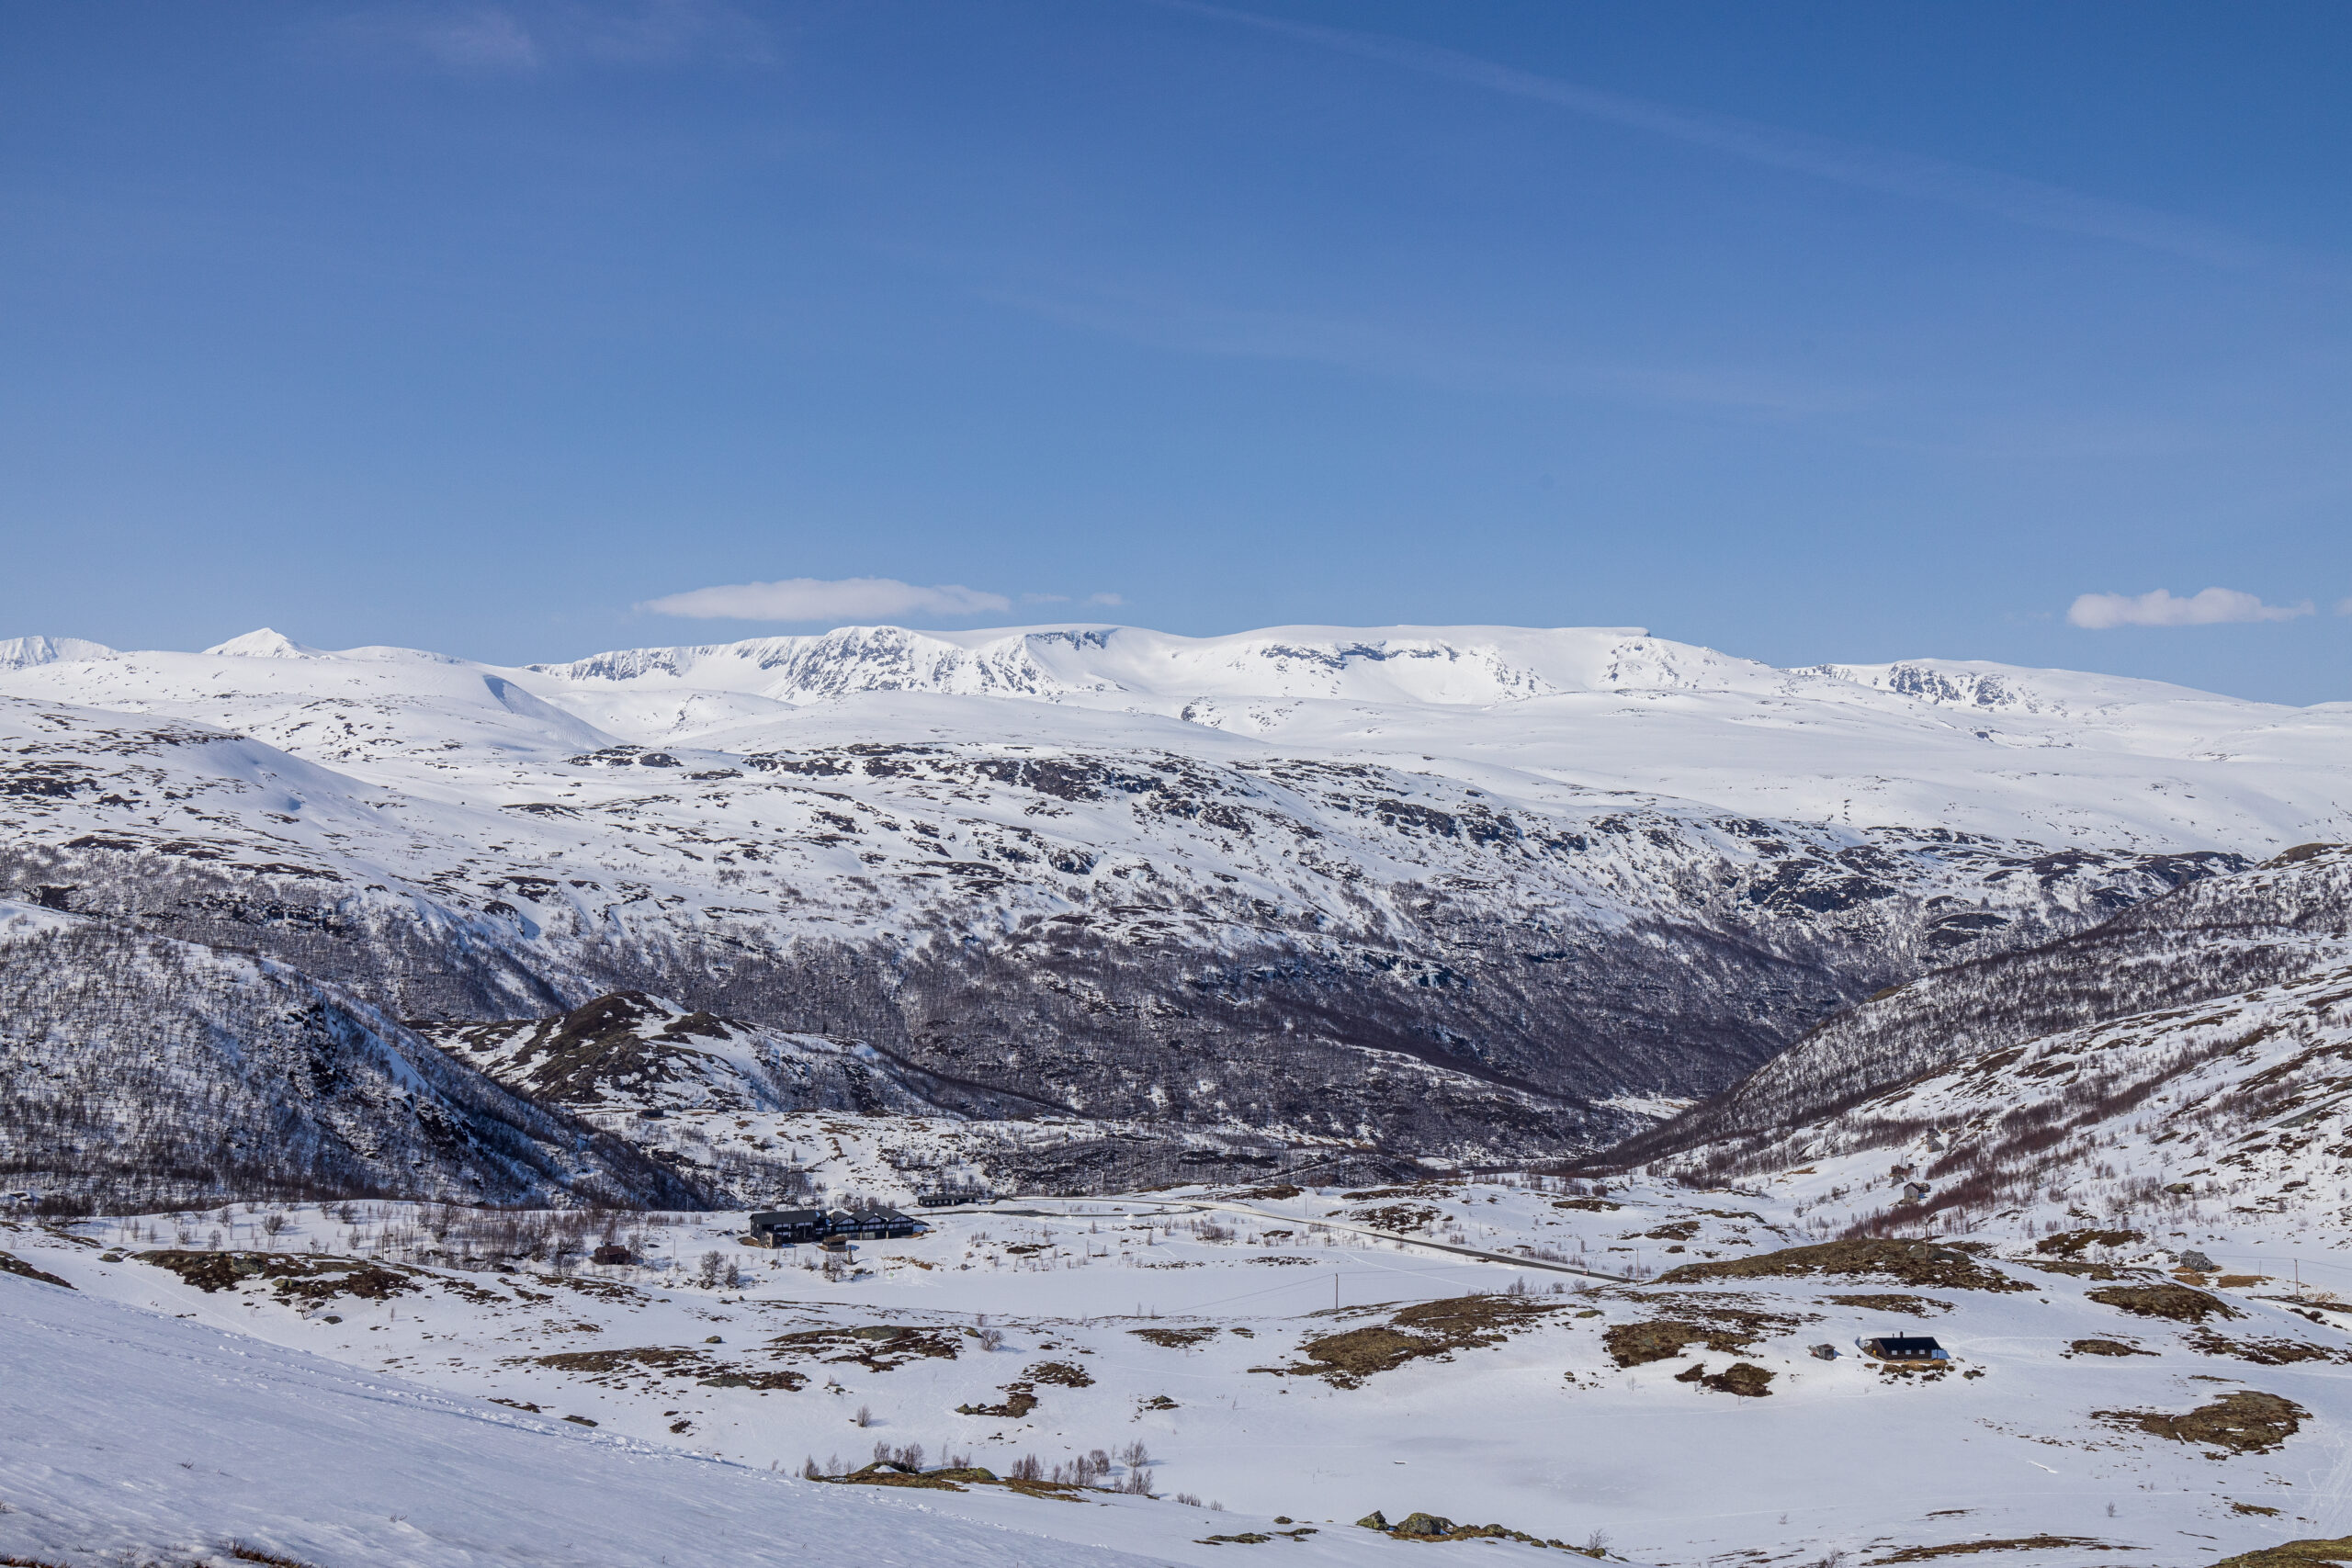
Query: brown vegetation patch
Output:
[[696, 1369, 808, 1390], [1653, 1239, 2029, 1293], [2022, 1259, 2123, 1280], [2099, 1390, 2306, 1455], [228, 1542, 319, 1568], [765, 1325, 962, 1371], [2036, 1229, 2143, 1258], [1026, 1359, 1094, 1387], [534, 1346, 707, 1374], [0, 1250, 73, 1290], [838, 1464, 967, 1491], [1302, 1325, 1441, 1380], [529, 1344, 806, 1391], [2069, 1339, 2154, 1357], [2213, 1540, 2352, 1568], [1872, 1539, 2118, 1562], [1351, 1204, 1442, 1234], [135, 1249, 416, 1303], [1130, 1325, 1217, 1348], [1351, 1510, 1587, 1550], [1607, 1320, 1752, 1367], [2188, 1330, 2344, 1365], [1672, 1360, 1775, 1396], [1828, 1293, 1951, 1315], [1551, 1197, 1621, 1213], [956, 1382, 1039, 1418], [1292, 1293, 1559, 1386], [1640, 1221, 1702, 1241], [2088, 1282, 2241, 1323]]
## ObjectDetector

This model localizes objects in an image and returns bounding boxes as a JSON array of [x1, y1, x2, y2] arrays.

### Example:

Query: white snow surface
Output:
[[14, 1151, 2352, 1568], [0, 620, 2344, 851]]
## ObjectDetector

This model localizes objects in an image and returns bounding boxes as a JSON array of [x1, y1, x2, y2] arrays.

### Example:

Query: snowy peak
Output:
[[0, 635, 117, 671], [531, 623, 1748, 709], [202, 628, 326, 660]]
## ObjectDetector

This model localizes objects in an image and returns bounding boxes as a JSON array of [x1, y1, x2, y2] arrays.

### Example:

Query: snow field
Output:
[[14, 1166, 2352, 1566]]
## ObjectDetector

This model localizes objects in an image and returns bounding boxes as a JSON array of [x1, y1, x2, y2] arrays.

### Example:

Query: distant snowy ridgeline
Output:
[[0, 620, 2343, 1185]]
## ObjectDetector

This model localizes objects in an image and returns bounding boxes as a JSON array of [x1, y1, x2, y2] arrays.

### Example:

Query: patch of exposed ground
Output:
[[2212, 1539, 2352, 1566], [1871, 1539, 2121, 1562], [135, 1250, 416, 1303], [956, 1382, 1039, 1418], [525, 1344, 808, 1391], [1026, 1359, 1093, 1387], [1350, 1204, 1442, 1234], [1653, 1240, 2029, 1293], [1130, 1326, 1217, 1349], [764, 1325, 962, 1371], [1672, 1360, 1775, 1396], [1280, 1293, 1560, 1387], [1603, 1299, 1806, 1368], [2036, 1229, 2144, 1258], [1827, 1294, 1951, 1315], [1352, 1510, 1597, 1551], [2022, 1259, 2126, 1280], [0, 1250, 73, 1289], [2068, 1339, 2155, 1358], [2188, 1330, 2346, 1365], [2098, 1391, 2307, 1455], [2087, 1283, 2241, 1323]]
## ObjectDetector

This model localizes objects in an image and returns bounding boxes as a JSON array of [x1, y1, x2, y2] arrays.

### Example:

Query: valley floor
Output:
[[11, 1159, 2352, 1567]]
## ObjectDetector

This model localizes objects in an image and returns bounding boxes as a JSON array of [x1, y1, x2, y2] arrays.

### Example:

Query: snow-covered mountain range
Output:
[[2, 622, 2345, 1181]]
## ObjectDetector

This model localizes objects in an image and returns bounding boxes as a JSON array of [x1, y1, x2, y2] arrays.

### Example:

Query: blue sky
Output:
[[3, 1, 2348, 702]]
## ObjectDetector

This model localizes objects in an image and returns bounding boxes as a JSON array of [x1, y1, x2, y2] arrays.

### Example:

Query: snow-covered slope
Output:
[[0, 621, 2340, 1173], [17, 1173, 2352, 1568], [1616, 843, 2352, 1175], [0, 1264, 1229, 1568], [0, 921, 702, 1213], [423, 990, 1037, 1120]]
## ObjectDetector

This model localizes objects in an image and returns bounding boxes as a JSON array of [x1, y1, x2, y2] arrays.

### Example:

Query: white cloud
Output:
[[1086, 592, 1125, 607], [2337, 596, 2352, 616], [2066, 587, 2314, 630], [640, 577, 1012, 623]]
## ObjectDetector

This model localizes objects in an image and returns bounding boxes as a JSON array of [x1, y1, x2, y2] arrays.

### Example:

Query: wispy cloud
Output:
[[326, 0, 772, 74], [993, 283, 1862, 415], [2067, 587, 2314, 629], [1087, 592, 1125, 606], [1166, 1, 2297, 276], [641, 577, 1012, 623]]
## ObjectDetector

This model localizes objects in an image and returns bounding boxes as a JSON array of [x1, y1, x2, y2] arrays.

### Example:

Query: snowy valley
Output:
[[5, 622, 2352, 1567]]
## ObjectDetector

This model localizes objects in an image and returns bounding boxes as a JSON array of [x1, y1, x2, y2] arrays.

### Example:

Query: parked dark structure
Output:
[[917, 1186, 992, 1208], [741, 1207, 927, 1246], [830, 1208, 925, 1239], [742, 1208, 827, 1247], [1860, 1335, 1947, 1362]]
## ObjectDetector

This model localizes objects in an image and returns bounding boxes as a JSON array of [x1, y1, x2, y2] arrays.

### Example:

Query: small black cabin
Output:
[[1861, 1335, 1947, 1362]]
